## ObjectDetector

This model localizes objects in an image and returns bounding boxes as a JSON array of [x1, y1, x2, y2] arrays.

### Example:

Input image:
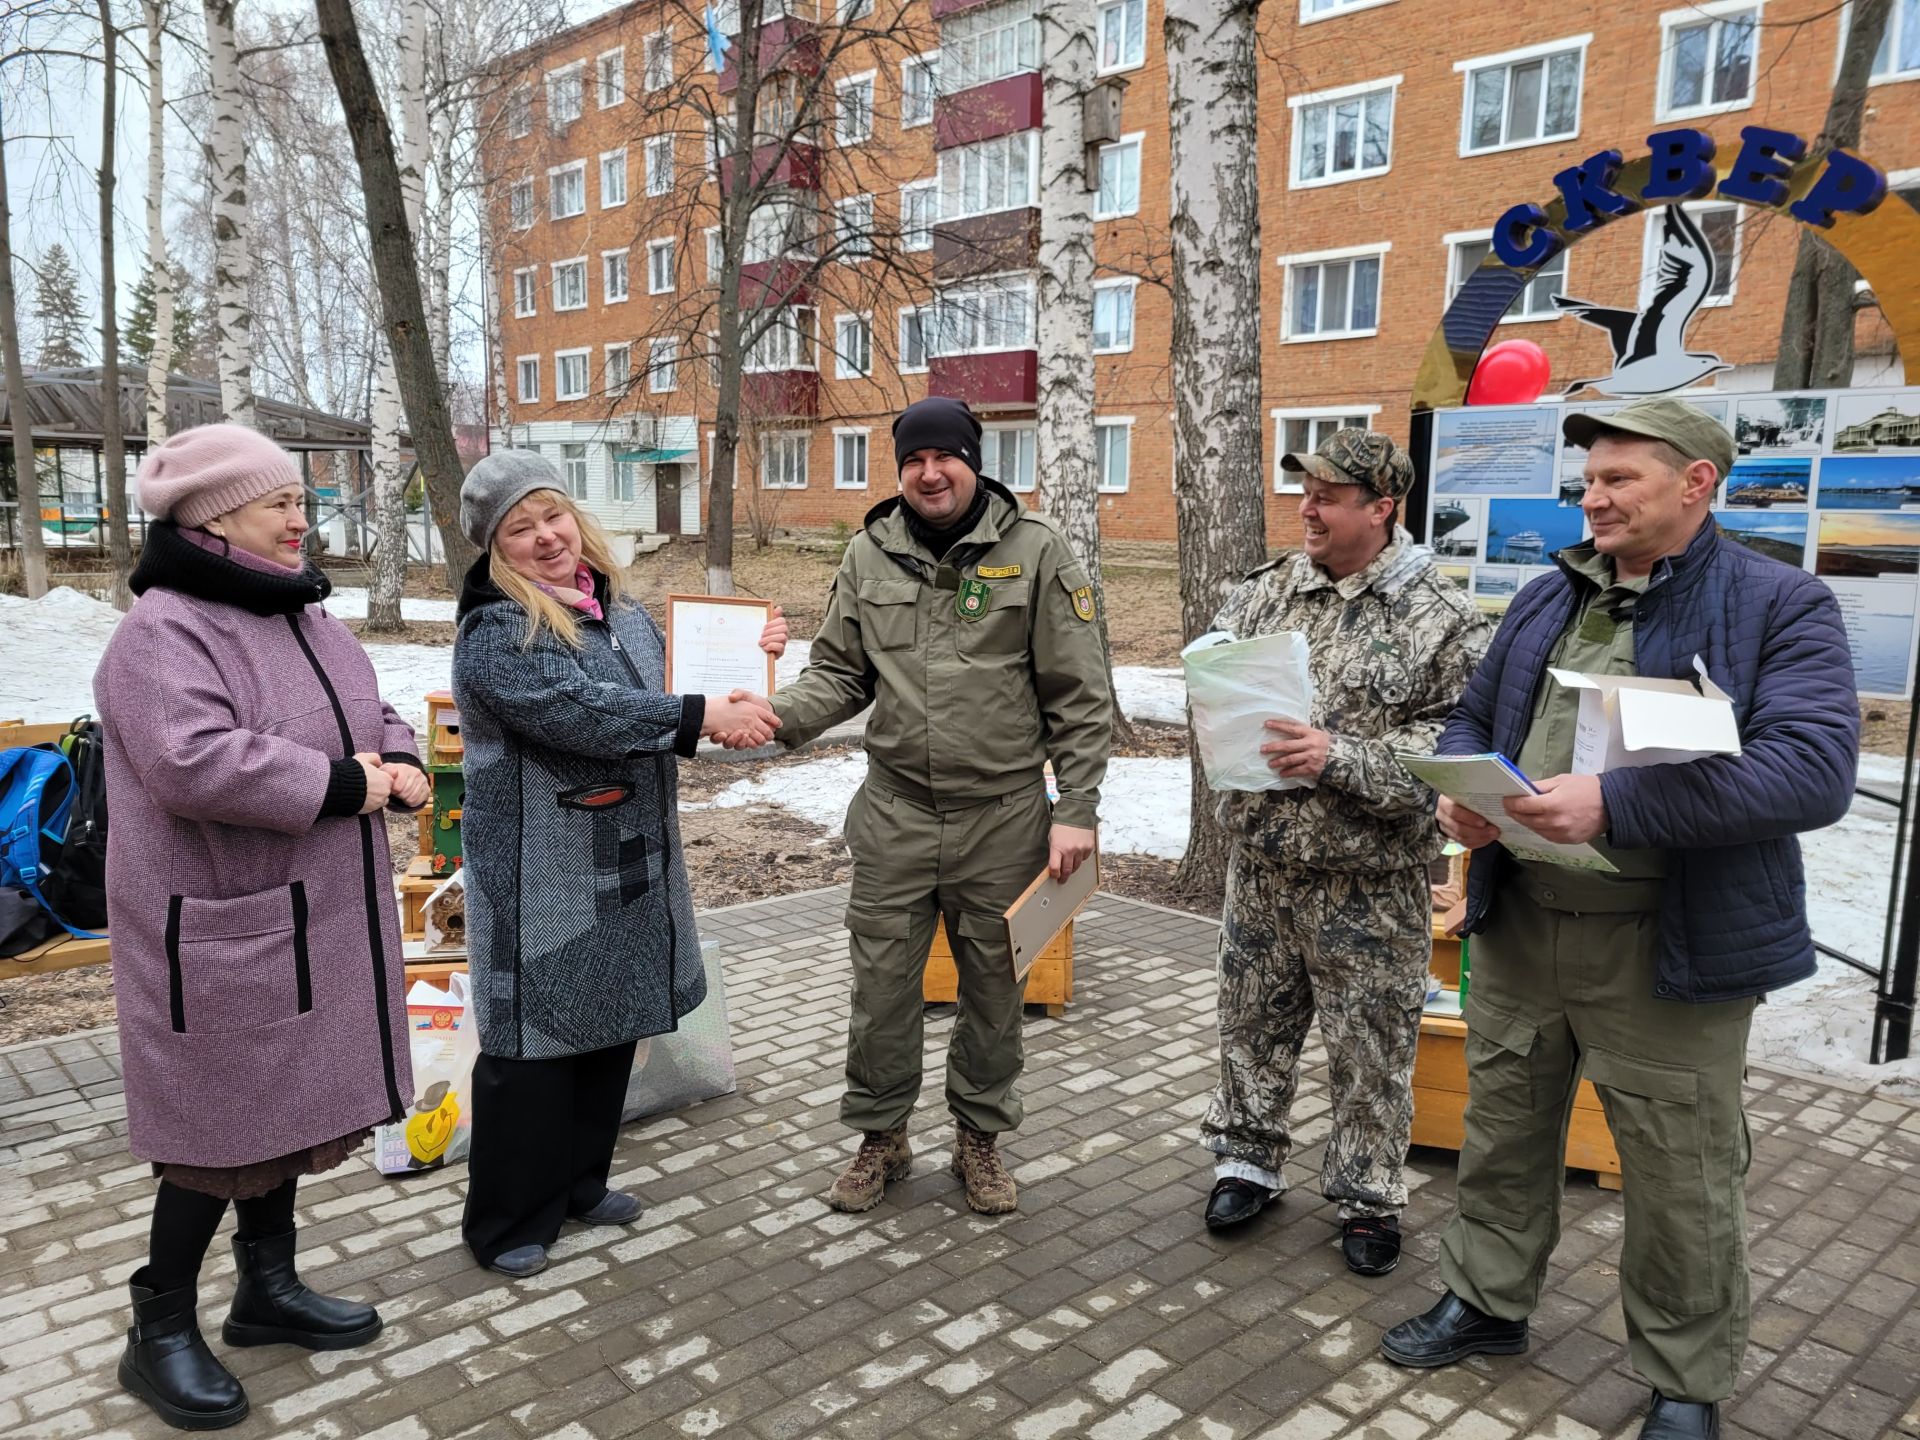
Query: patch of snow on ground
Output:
[[0, 588, 131, 720], [322, 589, 461, 622], [684, 751, 868, 832], [1112, 668, 1186, 727], [1097, 757, 1192, 859]]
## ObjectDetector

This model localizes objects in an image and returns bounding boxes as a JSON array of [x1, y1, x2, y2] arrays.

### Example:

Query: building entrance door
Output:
[[656, 466, 682, 535]]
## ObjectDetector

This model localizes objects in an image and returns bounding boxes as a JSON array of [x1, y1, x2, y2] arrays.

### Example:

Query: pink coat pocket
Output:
[[165, 882, 314, 1035]]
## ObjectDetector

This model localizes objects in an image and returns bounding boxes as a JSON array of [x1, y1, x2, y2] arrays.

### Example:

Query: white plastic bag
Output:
[[1181, 629, 1316, 792], [622, 938, 737, 1123], [372, 971, 481, 1175]]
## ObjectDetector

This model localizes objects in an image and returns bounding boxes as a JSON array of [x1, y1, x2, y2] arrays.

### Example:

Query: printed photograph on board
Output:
[[1429, 496, 1488, 560], [1713, 511, 1809, 568], [1816, 511, 1920, 580], [1817, 455, 1920, 510], [1833, 392, 1920, 452], [1473, 565, 1526, 599], [1824, 576, 1919, 698], [1734, 395, 1828, 454], [1433, 406, 1558, 496], [1437, 564, 1473, 593], [1484, 498, 1586, 565], [1724, 456, 1813, 509]]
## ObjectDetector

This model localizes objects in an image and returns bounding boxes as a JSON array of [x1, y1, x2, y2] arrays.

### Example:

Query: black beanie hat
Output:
[[892, 397, 983, 477]]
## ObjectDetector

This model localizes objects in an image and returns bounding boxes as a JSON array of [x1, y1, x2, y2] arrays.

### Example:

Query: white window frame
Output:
[[899, 305, 932, 373], [1454, 36, 1590, 157], [836, 71, 876, 146], [704, 226, 724, 282], [1299, 0, 1396, 20], [649, 337, 679, 393], [551, 256, 589, 311], [1092, 277, 1137, 353], [510, 176, 535, 230], [602, 249, 630, 304], [1095, 417, 1133, 493], [555, 348, 591, 401], [983, 423, 1036, 492], [515, 354, 540, 403], [901, 51, 939, 128], [549, 161, 586, 219], [546, 61, 585, 130], [901, 178, 938, 252], [834, 427, 870, 489], [1847, 0, 1920, 85], [940, 0, 1041, 94], [835, 193, 875, 261], [834, 312, 872, 378], [512, 266, 538, 318], [933, 274, 1037, 356], [506, 84, 532, 138], [1637, 202, 1743, 309], [605, 343, 631, 395], [645, 135, 675, 196], [1094, 134, 1143, 219], [837, 0, 874, 21], [600, 149, 628, 208], [1288, 76, 1399, 189], [647, 238, 675, 295], [761, 430, 810, 490], [1655, 0, 1761, 122], [1096, 0, 1147, 75], [643, 30, 673, 92], [1277, 242, 1389, 343], [745, 306, 818, 372], [596, 48, 625, 108], [559, 441, 590, 498], [938, 131, 1040, 223], [1270, 406, 1382, 492], [1442, 229, 1565, 323]]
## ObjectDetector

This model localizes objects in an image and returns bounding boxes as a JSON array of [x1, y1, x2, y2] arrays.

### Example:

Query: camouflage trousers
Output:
[[1200, 844, 1431, 1219]]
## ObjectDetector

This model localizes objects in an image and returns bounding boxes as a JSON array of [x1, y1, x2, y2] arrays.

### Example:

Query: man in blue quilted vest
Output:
[[1380, 396, 1859, 1440]]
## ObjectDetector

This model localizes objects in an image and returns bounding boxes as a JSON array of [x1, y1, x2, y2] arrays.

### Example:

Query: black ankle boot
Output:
[[118, 1267, 249, 1431], [222, 1229, 382, 1351]]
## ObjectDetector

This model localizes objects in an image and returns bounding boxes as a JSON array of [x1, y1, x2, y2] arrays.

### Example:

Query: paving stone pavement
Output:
[[4, 885, 1920, 1440]]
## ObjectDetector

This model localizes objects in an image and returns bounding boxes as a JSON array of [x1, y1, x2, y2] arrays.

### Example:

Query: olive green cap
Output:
[[1280, 427, 1415, 501], [1563, 396, 1736, 481]]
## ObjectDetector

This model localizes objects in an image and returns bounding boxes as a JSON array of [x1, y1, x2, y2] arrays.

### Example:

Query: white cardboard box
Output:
[[1547, 662, 1742, 774]]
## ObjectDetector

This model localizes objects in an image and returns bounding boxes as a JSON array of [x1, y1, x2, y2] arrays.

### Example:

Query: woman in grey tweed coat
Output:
[[451, 452, 784, 1277]]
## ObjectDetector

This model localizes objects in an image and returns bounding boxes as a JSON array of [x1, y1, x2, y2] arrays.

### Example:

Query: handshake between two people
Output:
[[349, 753, 431, 815], [701, 605, 791, 751]]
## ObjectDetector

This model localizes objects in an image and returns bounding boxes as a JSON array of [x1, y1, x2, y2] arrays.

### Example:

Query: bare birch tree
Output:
[[97, 0, 134, 608], [0, 100, 51, 599], [141, 0, 173, 448], [1166, 0, 1265, 898], [202, 0, 257, 423]]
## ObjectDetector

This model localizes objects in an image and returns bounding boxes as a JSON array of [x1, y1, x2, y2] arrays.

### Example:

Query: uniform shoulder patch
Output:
[[976, 563, 1022, 578], [1071, 586, 1096, 623]]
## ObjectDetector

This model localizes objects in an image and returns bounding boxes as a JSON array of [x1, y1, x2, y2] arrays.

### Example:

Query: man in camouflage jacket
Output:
[[1199, 429, 1492, 1277]]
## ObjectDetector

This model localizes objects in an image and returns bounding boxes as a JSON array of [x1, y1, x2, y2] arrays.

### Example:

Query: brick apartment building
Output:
[[483, 0, 1920, 549]]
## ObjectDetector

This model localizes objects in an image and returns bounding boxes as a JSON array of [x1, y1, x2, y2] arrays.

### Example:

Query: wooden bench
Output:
[[1, 719, 114, 979]]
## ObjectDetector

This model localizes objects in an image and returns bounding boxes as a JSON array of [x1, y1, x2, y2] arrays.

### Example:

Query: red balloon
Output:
[[1466, 338, 1553, 405]]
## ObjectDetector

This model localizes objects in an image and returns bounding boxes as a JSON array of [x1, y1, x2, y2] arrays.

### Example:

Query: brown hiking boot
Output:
[[825, 1128, 911, 1213], [950, 1123, 1017, 1214]]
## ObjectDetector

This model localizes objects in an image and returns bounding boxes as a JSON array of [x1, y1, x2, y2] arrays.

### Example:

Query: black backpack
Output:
[[43, 717, 108, 931], [0, 717, 108, 956]]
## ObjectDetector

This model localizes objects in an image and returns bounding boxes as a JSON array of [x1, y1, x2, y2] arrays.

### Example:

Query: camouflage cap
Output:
[[1280, 428, 1415, 501], [1562, 396, 1736, 481]]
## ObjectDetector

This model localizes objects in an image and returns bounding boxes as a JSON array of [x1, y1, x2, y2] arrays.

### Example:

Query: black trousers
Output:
[[462, 1040, 637, 1267]]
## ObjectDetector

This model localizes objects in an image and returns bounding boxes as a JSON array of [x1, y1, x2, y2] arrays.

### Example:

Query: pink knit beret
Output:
[[136, 423, 303, 528]]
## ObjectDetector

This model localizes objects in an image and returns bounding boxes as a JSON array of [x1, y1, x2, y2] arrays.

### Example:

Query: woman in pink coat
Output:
[[93, 424, 429, 1430]]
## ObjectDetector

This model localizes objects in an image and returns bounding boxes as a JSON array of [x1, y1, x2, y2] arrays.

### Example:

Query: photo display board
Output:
[[1425, 388, 1920, 701]]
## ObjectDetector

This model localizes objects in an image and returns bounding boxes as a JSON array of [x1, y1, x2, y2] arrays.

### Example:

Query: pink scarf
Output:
[[534, 562, 604, 622]]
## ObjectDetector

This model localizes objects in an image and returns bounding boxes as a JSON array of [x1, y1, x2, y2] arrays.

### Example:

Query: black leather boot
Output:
[[117, 1267, 248, 1431], [222, 1229, 382, 1351], [1380, 1290, 1529, 1367]]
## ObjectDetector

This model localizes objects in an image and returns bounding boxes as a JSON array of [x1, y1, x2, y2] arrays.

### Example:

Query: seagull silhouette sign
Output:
[[1552, 204, 1731, 398]]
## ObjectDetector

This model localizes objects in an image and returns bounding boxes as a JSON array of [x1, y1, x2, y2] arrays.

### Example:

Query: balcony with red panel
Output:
[[932, 208, 1039, 282], [933, 72, 1042, 151], [717, 141, 823, 193], [716, 19, 822, 94], [740, 369, 819, 418], [736, 256, 815, 308], [928, 350, 1037, 410]]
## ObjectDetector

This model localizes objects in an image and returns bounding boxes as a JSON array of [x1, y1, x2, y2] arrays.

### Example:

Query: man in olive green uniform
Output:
[[1197, 430, 1491, 1277], [770, 396, 1112, 1216]]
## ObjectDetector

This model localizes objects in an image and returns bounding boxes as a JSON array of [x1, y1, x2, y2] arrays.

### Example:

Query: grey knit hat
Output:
[[459, 449, 567, 550]]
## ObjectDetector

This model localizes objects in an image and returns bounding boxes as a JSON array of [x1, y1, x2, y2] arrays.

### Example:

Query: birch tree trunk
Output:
[[99, 0, 135, 611], [1166, 0, 1266, 899], [202, 0, 256, 425], [1036, 0, 1130, 745], [0, 100, 50, 599], [1773, 0, 1891, 391], [142, 0, 173, 449]]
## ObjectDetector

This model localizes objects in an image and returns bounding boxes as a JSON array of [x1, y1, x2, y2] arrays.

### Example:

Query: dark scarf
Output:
[[903, 483, 991, 562], [131, 521, 332, 617]]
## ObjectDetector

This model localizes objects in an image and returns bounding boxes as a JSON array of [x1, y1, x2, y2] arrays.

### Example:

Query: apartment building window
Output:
[[1095, 136, 1142, 218], [560, 441, 589, 496], [1457, 38, 1586, 154], [516, 355, 539, 402], [934, 275, 1036, 353], [762, 431, 809, 489], [1446, 234, 1565, 319], [606, 343, 631, 394], [1640, 202, 1740, 305], [836, 73, 875, 145], [550, 162, 586, 218], [1860, 0, 1920, 80], [985, 425, 1035, 491], [940, 0, 1039, 94], [598, 149, 628, 208], [1273, 409, 1376, 490], [838, 0, 873, 20], [747, 307, 817, 370], [610, 452, 638, 501], [705, 226, 724, 280], [547, 62, 584, 130], [552, 257, 588, 310], [836, 194, 875, 260], [901, 179, 937, 251], [510, 177, 534, 229], [1657, 3, 1757, 119], [506, 84, 531, 137], [603, 250, 630, 303], [744, 197, 818, 263], [643, 30, 673, 91], [1097, 0, 1146, 73], [556, 349, 591, 401], [640, 239, 672, 295], [597, 48, 624, 108], [834, 313, 872, 377], [645, 136, 675, 196], [834, 429, 869, 489], [939, 131, 1038, 222], [512, 267, 537, 317], [705, 119, 736, 175], [707, 332, 721, 385], [1092, 278, 1136, 352], [1291, 79, 1395, 186], [1301, 0, 1395, 18], [902, 52, 939, 127], [649, 337, 679, 392], [899, 306, 932, 372], [1281, 245, 1385, 340], [1095, 419, 1131, 492]]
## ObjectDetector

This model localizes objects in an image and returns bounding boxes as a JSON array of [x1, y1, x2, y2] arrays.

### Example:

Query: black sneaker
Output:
[[1342, 1214, 1402, 1276]]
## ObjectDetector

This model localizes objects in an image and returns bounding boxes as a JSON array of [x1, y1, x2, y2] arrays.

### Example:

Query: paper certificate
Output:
[[1394, 752, 1619, 873], [664, 594, 776, 696], [1005, 851, 1099, 982]]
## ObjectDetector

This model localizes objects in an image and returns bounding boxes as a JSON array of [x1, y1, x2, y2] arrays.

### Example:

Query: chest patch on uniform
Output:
[[977, 563, 1022, 578], [1072, 586, 1096, 622], [956, 578, 992, 620]]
